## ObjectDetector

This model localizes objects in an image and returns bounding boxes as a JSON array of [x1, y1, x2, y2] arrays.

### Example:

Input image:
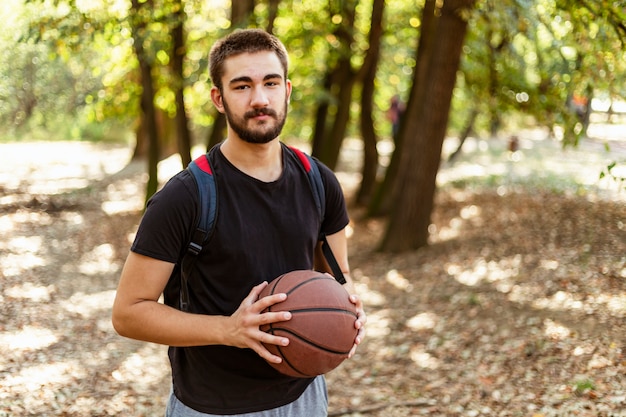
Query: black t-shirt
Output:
[[130, 143, 349, 414]]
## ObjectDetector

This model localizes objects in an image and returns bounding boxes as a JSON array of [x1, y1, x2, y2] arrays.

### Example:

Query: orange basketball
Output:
[[259, 270, 357, 378]]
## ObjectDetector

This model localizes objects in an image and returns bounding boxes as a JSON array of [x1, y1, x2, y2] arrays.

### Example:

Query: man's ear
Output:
[[211, 86, 225, 114], [286, 79, 292, 104]]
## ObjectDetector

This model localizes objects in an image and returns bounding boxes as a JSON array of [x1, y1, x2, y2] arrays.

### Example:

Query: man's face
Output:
[[213, 51, 291, 144]]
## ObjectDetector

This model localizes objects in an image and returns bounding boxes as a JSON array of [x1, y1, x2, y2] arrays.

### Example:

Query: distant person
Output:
[[387, 94, 405, 140], [571, 93, 588, 121], [111, 29, 366, 417]]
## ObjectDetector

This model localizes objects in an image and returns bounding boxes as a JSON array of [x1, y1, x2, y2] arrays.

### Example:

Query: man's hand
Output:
[[348, 293, 366, 358], [227, 281, 292, 364]]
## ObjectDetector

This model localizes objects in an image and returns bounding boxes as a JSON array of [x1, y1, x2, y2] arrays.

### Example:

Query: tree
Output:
[[310, 0, 359, 170], [380, 0, 477, 252], [368, 0, 437, 217], [129, 0, 161, 203], [170, 0, 192, 167], [355, 0, 385, 206], [10, 0, 626, 218]]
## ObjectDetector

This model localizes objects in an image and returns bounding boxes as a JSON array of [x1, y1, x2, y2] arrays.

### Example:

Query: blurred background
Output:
[[1, 1, 625, 416]]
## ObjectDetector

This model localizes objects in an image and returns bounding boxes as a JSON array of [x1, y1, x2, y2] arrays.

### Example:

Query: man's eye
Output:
[[234, 85, 249, 90]]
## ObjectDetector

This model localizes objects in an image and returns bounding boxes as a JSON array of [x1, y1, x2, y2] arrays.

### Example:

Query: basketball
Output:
[[259, 270, 358, 378]]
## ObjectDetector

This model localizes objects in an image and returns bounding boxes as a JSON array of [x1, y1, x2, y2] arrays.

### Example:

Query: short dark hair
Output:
[[209, 29, 289, 90]]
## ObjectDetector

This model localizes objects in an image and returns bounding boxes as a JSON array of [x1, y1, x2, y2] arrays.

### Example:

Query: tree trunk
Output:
[[311, 0, 358, 170], [171, 2, 192, 167], [368, 0, 438, 217], [130, 0, 160, 204], [266, 0, 280, 33], [207, 111, 227, 150], [232, 0, 255, 24], [487, 22, 503, 138], [311, 73, 332, 158], [322, 57, 356, 169], [448, 106, 478, 163], [381, 0, 476, 252], [355, 0, 385, 206]]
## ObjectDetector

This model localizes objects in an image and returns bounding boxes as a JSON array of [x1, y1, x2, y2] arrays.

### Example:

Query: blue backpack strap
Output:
[[180, 149, 218, 311], [287, 146, 346, 285]]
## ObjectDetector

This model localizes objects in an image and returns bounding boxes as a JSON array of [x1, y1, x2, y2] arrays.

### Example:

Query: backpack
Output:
[[179, 144, 346, 312]]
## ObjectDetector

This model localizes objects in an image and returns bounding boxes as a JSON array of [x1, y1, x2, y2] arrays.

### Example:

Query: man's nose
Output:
[[250, 86, 270, 107]]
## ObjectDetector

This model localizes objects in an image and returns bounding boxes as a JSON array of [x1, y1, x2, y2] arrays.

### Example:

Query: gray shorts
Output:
[[165, 376, 328, 417]]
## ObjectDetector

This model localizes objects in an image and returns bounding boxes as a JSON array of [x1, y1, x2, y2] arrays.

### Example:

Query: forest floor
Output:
[[0, 124, 625, 416]]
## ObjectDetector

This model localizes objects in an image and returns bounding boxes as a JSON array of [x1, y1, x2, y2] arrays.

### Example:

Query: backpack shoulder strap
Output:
[[287, 146, 325, 220], [179, 147, 218, 311], [286, 146, 346, 285], [187, 150, 218, 242]]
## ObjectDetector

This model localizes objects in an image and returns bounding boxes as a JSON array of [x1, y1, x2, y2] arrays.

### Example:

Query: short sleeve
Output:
[[131, 171, 198, 264], [315, 160, 349, 236]]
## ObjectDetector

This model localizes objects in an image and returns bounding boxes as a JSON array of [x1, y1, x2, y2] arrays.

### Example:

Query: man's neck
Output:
[[220, 137, 283, 182]]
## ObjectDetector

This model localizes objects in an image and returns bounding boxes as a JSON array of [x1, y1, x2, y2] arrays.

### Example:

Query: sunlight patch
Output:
[[589, 293, 626, 317], [60, 211, 84, 225], [460, 204, 481, 219], [0, 326, 58, 350], [410, 346, 441, 369], [448, 257, 520, 287], [12, 210, 54, 225], [5, 282, 55, 302], [385, 269, 413, 292], [573, 343, 595, 356], [406, 312, 438, 331], [365, 309, 391, 338], [5, 236, 42, 253], [1, 253, 46, 277], [111, 344, 169, 392], [101, 179, 144, 215], [532, 290, 584, 311], [605, 294, 626, 316], [540, 259, 559, 270], [78, 244, 118, 275], [1, 361, 84, 390], [64, 290, 117, 318], [0, 214, 15, 234], [355, 282, 386, 307], [543, 319, 571, 340], [437, 218, 462, 241]]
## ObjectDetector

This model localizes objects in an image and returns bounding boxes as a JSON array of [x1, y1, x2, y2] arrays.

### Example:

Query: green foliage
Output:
[[599, 161, 626, 191], [0, 0, 624, 150], [453, 0, 626, 144], [0, 0, 134, 141], [573, 378, 596, 396]]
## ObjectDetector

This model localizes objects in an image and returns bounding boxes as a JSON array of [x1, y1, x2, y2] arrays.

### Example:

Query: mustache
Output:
[[244, 108, 278, 119]]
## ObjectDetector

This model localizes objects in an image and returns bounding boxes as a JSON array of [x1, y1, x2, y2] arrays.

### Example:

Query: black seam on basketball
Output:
[[263, 329, 312, 376], [265, 274, 285, 313], [289, 308, 357, 317], [270, 275, 285, 295], [275, 345, 312, 377], [285, 276, 332, 295], [268, 327, 353, 355]]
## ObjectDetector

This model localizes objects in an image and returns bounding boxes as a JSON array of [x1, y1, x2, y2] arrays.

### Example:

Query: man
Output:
[[112, 28, 366, 416]]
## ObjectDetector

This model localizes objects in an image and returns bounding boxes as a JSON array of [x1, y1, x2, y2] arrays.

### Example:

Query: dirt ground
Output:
[[0, 129, 625, 416]]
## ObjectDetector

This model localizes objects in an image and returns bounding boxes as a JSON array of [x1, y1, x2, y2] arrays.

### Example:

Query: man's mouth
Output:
[[245, 109, 277, 120]]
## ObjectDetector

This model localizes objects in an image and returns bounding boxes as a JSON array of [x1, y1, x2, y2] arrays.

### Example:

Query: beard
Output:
[[222, 98, 288, 144]]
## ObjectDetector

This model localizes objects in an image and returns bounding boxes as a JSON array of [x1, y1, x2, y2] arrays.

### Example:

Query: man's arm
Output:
[[314, 229, 367, 357], [111, 251, 291, 363]]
